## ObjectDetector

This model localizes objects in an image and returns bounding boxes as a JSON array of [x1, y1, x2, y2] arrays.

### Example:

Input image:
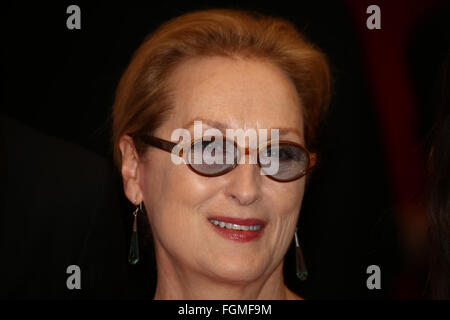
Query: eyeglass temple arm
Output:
[[309, 153, 317, 168], [138, 136, 184, 156]]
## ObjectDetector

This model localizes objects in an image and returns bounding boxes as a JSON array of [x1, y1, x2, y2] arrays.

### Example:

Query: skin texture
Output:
[[120, 56, 306, 299]]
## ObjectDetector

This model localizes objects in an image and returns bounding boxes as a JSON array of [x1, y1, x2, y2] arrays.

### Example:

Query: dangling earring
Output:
[[294, 227, 308, 281], [128, 201, 143, 265]]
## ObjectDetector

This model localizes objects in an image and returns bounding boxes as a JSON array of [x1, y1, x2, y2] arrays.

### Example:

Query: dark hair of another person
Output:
[[427, 53, 450, 299]]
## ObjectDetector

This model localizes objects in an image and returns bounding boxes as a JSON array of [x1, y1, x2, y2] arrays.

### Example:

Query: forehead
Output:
[[161, 56, 304, 138]]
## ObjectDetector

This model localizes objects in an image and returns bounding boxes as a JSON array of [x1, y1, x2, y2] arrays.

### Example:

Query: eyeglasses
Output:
[[136, 135, 317, 182]]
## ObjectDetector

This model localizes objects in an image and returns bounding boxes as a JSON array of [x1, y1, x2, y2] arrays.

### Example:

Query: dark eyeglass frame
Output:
[[136, 135, 317, 182]]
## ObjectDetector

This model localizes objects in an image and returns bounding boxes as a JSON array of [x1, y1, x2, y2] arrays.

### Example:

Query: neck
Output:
[[152, 244, 294, 300]]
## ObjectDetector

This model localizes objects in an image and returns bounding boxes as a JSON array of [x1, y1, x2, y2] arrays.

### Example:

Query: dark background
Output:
[[1, 0, 449, 299]]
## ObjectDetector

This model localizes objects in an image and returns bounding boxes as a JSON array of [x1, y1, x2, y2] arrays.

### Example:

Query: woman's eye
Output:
[[266, 147, 294, 161], [201, 139, 226, 159], [279, 149, 293, 160], [204, 140, 224, 152], [202, 140, 217, 148]]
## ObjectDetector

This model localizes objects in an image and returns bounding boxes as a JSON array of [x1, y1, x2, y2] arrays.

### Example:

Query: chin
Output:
[[205, 255, 267, 284]]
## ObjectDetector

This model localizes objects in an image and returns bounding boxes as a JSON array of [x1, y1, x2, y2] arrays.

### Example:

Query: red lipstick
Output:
[[207, 216, 266, 242]]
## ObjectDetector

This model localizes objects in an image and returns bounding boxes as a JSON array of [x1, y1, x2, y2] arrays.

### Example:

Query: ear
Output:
[[119, 135, 144, 205]]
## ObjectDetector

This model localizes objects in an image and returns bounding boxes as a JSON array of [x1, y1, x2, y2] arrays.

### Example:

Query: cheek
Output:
[[267, 179, 305, 218], [264, 179, 306, 255], [138, 154, 219, 247]]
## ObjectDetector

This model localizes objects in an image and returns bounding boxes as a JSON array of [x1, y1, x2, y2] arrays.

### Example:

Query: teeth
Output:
[[209, 219, 262, 231]]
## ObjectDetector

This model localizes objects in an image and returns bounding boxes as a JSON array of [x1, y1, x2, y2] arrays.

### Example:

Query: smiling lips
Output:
[[208, 216, 266, 242]]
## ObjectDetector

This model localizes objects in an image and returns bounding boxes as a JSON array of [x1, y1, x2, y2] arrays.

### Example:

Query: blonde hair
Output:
[[112, 8, 331, 169]]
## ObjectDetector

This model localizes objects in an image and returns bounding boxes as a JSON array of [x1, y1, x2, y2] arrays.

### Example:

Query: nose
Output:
[[224, 161, 261, 206]]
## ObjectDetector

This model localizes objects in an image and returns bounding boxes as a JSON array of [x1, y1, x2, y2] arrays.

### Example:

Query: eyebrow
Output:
[[182, 117, 303, 140]]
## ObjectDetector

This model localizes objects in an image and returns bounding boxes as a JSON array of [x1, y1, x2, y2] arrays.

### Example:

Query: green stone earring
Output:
[[294, 227, 308, 281], [128, 202, 142, 265]]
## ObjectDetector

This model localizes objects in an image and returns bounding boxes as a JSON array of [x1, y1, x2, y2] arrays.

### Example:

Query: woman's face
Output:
[[135, 56, 305, 283]]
